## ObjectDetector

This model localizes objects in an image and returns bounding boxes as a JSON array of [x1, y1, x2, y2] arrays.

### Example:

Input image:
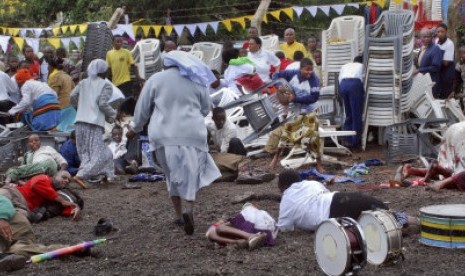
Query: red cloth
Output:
[[17, 175, 58, 211], [242, 41, 249, 50], [28, 59, 40, 80], [369, 4, 378, 24], [279, 58, 293, 71]]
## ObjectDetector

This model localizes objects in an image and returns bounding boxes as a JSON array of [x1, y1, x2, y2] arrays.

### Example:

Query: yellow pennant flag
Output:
[[132, 25, 140, 37], [12, 37, 24, 49], [269, 10, 282, 21], [377, 0, 387, 7], [61, 25, 69, 34], [9, 28, 20, 36], [263, 14, 268, 24], [281, 8, 294, 20], [244, 15, 253, 21], [231, 17, 246, 29], [48, 38, 62, 49], [221, 19, 232, 32], [163, 25, 173, 36], [69, 24, 78, 34], [52, 27, 60, 36], [78, 23, 88, 34], [141, 25, 151, 37], [152, 25, 162, 37]]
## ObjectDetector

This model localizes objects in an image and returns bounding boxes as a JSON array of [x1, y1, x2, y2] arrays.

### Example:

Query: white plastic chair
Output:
[[260, 35, 279, 52], [191, 42, 223, 72], [189, 50, 204, 61], [131, 39, 162, 80]]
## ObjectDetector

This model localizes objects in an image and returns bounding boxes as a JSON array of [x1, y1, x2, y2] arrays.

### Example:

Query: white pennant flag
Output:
[[81, 36, 86, 42], [293, 6, 304, 18], [197, 23, 209, 36], [25, 38, 40, 53], [117, 24, 135, 40], [319, 5, 331, 16], [19, 29, 28, 37], [305, 6, 318, 17], [0, 35, 10, 52], [71, 37, 82, 47], [208, 21, 220, 34], [185, 24, 198, 36], [173, 24, 185, 36], [32, 28, 44, 37], [331, 4, 346, 15], [62, 38, 71, 50], [348, 3, 360, 9]]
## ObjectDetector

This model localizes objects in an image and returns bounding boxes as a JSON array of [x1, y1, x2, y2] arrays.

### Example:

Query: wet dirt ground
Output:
[[9, 145, 465, 275]]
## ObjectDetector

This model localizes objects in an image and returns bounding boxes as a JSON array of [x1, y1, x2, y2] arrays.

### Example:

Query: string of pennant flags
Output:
[[0, 1, 392, 53]]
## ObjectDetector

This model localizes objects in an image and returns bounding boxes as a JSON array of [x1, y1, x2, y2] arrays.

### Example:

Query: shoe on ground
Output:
[[0, 254, 26, 272], [248, 232, 267, 250], [182, 212, 195, 235]]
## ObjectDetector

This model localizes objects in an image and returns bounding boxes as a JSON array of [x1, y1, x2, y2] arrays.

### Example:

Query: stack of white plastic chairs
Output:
[[131, 39, 162, 80], [361, 10, 415, 150], [260, 35, 279, 52], [321, 16, 365, 86], [191, 42, 223, 72]]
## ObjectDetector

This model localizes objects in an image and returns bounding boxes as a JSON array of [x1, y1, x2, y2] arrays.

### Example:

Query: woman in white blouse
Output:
[[247, 37, 280, 83]]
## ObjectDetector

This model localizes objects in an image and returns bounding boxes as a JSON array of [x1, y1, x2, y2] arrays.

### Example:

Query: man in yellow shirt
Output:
[[106, 35, 143, 97], [279, 28, 309, 60]]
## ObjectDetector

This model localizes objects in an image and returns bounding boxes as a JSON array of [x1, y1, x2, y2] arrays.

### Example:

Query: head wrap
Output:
[[15, 69, 32, 84], [163, 50, 216, 87], [87, 59, 108, 79]]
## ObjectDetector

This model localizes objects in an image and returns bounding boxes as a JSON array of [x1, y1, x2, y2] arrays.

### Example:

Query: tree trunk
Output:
[[251, 0, 271, 35]]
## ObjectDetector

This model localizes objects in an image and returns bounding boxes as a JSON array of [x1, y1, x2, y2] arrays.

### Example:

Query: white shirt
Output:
[[277, 180, 335, 231], [0, 71, 20, 103], [108, 141, 127, 159], [285, 61, 300, 71], [436, 38, 454, 62], [248, 49, 280, 82], [223, 63, 255, 96], [9, 80, 57, 115], [338, 62, 364, 83], [24, 145, 67, 166], [206, 118, 238, 153], [40, 59, 49, 83]]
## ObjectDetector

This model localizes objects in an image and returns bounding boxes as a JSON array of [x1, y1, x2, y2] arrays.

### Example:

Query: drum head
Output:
[[358, 213, 389, 265], [420, 204, 465, 218], [315, 219, 350, 276]]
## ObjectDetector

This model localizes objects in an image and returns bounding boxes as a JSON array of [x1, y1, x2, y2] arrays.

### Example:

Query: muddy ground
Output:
[[8, 144, 465, 276]]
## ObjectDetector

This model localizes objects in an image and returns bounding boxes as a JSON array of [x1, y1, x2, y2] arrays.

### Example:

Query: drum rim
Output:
[[420, 204, 465, 218], [341, 217, 368, 266]]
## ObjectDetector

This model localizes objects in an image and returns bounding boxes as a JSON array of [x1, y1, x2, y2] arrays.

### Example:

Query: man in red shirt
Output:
[[22, 46, 40, 80]]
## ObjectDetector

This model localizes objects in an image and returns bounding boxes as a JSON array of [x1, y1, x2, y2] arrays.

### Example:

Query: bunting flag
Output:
[[281, 8, 294, 20], [32, 28, 43, 37], [306, 6, 318, 17], [8, 28, 19, 36], [61, 37, 71, 50], [208, 21, 219, 34], [69, 25, 78, 34], [71, 37, 82, 48], [231, 17, 246, 29], [185, 24, 198, 36], [348, 3, 360, 9], [269, 10, 282, 21], [141, 25, 152, 37], [263, 14, 268, 24], [19, 29, 27, 37], [197, 23, 208, 36], [52, 27, 60, 36], [78, 23, 88, 33], [332, 4, 346, 15], [47, 38, 62, 49], [152, 25, 162, 37], [0, 35, 10, 52], [319, 5, 331, 16], [173, 24, 185, 36], [163, 25, 173, 36], [293, 6, 304, 18], [61, 25, 68, 34], [12, 36, 24, 49], [221, 19, 232, 32], [25, 37, 39, 53]]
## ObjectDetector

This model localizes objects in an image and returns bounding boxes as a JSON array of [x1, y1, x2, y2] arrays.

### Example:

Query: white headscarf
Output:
[[163, 50, 216, 87], [87, 59, 108, 79]]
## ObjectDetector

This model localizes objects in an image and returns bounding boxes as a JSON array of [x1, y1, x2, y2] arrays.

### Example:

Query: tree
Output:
[[251, 0, 271, 35]]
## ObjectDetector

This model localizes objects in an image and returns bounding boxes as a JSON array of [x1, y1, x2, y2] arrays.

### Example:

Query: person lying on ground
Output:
[[205, 203, 276, 250], [0, 190, 84, 272], [109, 125, 138, 175], [277, 169, 419, 232], [397, 121, 465, 191], [207, 107, 275, 184], [4, 134, 68, 185], [59, 131, 80, 176]]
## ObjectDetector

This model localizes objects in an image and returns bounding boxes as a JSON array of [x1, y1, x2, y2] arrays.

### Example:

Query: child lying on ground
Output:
[[205, 203, 277, 250]]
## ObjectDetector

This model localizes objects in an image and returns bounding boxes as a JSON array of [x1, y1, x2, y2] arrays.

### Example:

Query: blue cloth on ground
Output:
[[128, 173, 164, 182], [364, 159, 383, 166], [344, 163, 369, 177], [299, 168, 364, 183]]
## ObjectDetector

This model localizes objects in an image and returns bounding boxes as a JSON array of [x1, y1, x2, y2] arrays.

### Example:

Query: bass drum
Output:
[[358, 210, 403, 265], [315, 217, 367, 276]]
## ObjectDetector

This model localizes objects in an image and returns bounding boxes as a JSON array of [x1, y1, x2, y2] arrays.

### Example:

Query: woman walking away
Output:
[[127, 51, 221, 235], [70, 59, 116, 189]]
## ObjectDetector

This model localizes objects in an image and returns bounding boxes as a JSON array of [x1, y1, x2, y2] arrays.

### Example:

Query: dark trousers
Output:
[[340, 78, 364, 148], [117, 81, 134, 98], [329, 192, 388, 219], [227, 138, 247, 156]]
